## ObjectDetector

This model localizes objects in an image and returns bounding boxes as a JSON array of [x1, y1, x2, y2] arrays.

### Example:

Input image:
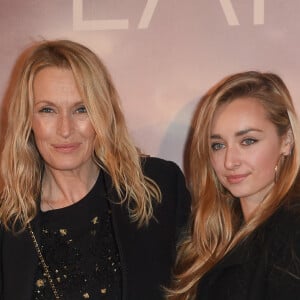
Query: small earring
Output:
[[274, 165, 278, 183]]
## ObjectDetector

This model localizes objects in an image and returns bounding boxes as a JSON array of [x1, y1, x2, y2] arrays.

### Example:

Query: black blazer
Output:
[[0, 157, 191, 300], [197, 199, 300, 300]]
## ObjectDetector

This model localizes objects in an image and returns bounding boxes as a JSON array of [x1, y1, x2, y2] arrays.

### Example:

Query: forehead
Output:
[[34, 67, 74, 86], [211, 97, 273, 133], [33, 67, 80, 101]]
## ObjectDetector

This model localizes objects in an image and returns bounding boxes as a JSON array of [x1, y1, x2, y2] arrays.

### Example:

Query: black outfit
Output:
[[0, 157, 191, 300], [197, 192, 300, 300], [32, 171, 122, 299]]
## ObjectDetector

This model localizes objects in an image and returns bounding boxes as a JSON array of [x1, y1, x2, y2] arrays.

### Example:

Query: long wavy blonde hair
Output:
[[167, 71, 300, 299], [0, 39, 161, 232]]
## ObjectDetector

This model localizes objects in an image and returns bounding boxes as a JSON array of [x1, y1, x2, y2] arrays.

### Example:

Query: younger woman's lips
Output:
[[226, 174, 248, 184]]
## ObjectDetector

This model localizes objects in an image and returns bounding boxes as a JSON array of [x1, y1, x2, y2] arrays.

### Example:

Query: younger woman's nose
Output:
[[224, 146, 241, 169]]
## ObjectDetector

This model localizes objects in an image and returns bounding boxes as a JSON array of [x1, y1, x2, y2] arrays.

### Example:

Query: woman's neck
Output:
[[40, 163, 100, 211], [240, 183, 274, 221]]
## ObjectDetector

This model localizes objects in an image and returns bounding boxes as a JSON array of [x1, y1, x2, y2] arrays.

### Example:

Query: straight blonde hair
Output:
[[167, 71, 300, 299]]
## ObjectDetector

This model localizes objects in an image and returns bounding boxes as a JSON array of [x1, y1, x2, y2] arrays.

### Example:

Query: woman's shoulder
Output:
[[277, 202, 300, 230], [141, 156, 182, 176], [264, 202, 300, 263], [261, 203, 300, 292], [140, 156, 187, 188], [141, 155, 180, 168], [248, 201, 300, 267], [265, 202, 300, 241]]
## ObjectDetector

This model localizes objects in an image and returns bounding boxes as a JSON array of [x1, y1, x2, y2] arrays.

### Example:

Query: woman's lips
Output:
[[52, 143, 81, 153], [226, 174, 248, 184]]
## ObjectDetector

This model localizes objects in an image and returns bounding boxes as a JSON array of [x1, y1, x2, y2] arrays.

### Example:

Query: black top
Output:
[[196, 197, 300, 300], [32, 171, 122, 300], [0, 157, 191, 300]]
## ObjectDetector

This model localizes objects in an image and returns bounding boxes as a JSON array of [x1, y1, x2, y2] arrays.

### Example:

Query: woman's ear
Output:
[[281, 128, 294, 156]]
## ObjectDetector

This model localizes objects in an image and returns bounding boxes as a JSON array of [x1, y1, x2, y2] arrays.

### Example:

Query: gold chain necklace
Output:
[[27, 223, 61, 299]]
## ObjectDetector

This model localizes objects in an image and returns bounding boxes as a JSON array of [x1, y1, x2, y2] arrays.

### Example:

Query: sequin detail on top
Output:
[[32, 173, 122, 300]]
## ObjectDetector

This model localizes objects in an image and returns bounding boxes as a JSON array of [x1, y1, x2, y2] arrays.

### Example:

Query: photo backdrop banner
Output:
[[1, 0, 300, 168]]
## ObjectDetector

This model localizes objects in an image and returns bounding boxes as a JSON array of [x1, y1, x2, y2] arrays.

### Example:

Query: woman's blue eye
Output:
[[211, 143, 224, 151], [242, 138, 257, 146], [76, 106, 87, 113], [39, 107, 54, 113]]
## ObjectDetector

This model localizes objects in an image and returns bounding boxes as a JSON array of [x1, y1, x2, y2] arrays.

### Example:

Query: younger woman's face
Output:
[[210, 97, 291, 209]]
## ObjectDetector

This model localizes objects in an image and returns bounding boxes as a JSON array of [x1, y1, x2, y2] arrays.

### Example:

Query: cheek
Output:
[[210, 153, 223, 176], [249, 145, 279, 169], [78, 122, 96, 142], [31, 118, 53, 141], [82, 127, 96, 157], [252, 154, 277, 179]]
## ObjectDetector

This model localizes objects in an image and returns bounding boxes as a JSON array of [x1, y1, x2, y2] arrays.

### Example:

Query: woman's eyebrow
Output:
[[235, 128, 263, 136], [210, 128, 263, 139]]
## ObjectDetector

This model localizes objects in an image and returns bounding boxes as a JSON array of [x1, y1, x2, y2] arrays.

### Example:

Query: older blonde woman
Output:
[[0, 40, 190, 300]]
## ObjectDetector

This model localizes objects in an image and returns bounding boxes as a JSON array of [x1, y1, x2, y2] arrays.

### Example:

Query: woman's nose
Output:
[[57, 114, 73, 138], [224, 146, 241, 169]]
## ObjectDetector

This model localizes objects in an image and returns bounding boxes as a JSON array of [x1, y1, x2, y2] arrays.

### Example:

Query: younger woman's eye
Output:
[[211, 143, 225, 151], [242, 138, 258, 146]]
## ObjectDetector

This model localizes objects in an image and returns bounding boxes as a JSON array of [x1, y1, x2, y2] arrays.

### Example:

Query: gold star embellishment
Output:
[[91, 216, 99, 224], [36, 279, 45, 287], [59, 229, 67, 236]]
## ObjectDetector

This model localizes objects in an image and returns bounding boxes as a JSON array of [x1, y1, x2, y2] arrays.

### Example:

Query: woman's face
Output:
[[210, 97, 291, 208], [32, 67, 97, 173]]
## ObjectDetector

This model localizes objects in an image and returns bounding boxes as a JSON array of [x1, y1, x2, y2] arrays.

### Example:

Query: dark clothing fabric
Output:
[[196, 196, 300, 300], [0, 157, 191, 300], [32, 171, 122, 299]]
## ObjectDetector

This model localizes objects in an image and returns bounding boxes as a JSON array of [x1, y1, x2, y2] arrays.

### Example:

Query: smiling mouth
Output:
[[226, 174, 248, 184], [53, 143, 80, 153]]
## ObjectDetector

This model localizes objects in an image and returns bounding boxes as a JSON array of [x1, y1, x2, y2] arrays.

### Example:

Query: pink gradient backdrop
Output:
[[1, 0, 300, 167]]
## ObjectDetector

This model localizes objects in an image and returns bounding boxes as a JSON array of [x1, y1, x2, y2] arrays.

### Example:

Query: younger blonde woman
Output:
[[168, 71, 300, 300]]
